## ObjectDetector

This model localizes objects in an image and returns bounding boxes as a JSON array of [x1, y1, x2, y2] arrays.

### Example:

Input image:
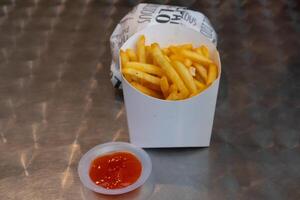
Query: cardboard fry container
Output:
[[120, 24, 221, 148]]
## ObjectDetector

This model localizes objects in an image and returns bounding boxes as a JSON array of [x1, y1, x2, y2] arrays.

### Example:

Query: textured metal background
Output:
[[0, 0, 299, 199]]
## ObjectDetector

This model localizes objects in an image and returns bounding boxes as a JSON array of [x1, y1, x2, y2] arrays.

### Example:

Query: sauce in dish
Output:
[[89, 152, 142, 189]]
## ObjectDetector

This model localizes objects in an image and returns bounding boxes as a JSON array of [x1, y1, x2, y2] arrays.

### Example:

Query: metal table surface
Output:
[[0, 0, 299, 199]]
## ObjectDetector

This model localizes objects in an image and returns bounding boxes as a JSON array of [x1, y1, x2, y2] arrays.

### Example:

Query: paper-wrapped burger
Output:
[[110, 4, 221, 148]]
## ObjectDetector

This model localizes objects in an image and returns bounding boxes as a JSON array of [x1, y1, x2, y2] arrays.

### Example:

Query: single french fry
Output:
[[193, 63, 208, 82], [184, 58, 192, 67], [122, 68, 160, 87], [125, 73, 140, 83], [170, 54, 185, 63], [126, 49, 138, 61], [164, 55, 171, 63], [180, 49, 213, 66], [141, 81, 161, 91], [125, 62, 163, 77], [162, 48, 170, 56], [169, 84, 177, 94], [177, 43, 193, 50], [169, 46, 179, 55], [189, 93, 196, 98], [151, 42, 160, 48], [207, 64, 218, 85], [200, 45, 209, 58], [195, 48, 203, 56], [167, 91, 186, 100], [151, 44, 189, 98], [172, 60, 197, 94], [166, 91, 179, 100], [194, 79, 206, 91], [120, 50, 129, 68], [124, 74, 133, 82], [160, 76, 169, 98], [151, 43, 160, 66], [170, 55, 192, 67], [153, 59, 159, 67], [145, 46, 153, 64], [131, 82, 162, 99], [194, 72, 203, 83], [137, 35, 146, 63]]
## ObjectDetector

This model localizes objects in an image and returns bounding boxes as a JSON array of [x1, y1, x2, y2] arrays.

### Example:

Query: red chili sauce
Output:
[[89, 152, 142, 189]]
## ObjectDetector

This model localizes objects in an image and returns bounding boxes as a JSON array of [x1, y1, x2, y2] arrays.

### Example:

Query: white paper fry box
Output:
[[120, 24, 221, 148]]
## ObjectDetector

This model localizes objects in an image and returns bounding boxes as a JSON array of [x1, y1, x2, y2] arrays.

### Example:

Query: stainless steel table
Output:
[[0, 0, 299, 199]]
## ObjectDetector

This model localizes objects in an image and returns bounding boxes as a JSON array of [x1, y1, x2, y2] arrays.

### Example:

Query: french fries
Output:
[[193, 63, 208, 82], [120, 50, 129, 67], [207, 64, 218, 85], [145, 46, 153, 64], [200, 45, 209, 58], [151, 44, 189, 98], [160, 76, 169, 98], [122, 68, 161, 87], [194, 79, 206, 91], [162, 48, 170, 56], [131, 82, 162, 99], [125, 62, 163, 77], [178, 43, 193, 50], [121, 35, 219, 100], [172, 60, 197, 95], [137, 35, 146, 63], [180, 49, 213, 66], [169, 84, 177, 94], [126, 49, 138, 61]]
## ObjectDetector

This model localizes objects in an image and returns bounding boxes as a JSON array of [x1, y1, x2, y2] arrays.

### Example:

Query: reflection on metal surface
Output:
[[112, 128, 123, 142], [20, 151, 35, 177], [0, 131, 7, 143], [31, 123, 39, 149], [0, 0, 299, 199], [20, 152, 30, 176], [115, 106, 125, 120], [61, 166, 72, 189]]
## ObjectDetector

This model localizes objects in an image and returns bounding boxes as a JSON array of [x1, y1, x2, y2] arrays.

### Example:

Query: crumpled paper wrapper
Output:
[[110, 3, 217, 88]]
